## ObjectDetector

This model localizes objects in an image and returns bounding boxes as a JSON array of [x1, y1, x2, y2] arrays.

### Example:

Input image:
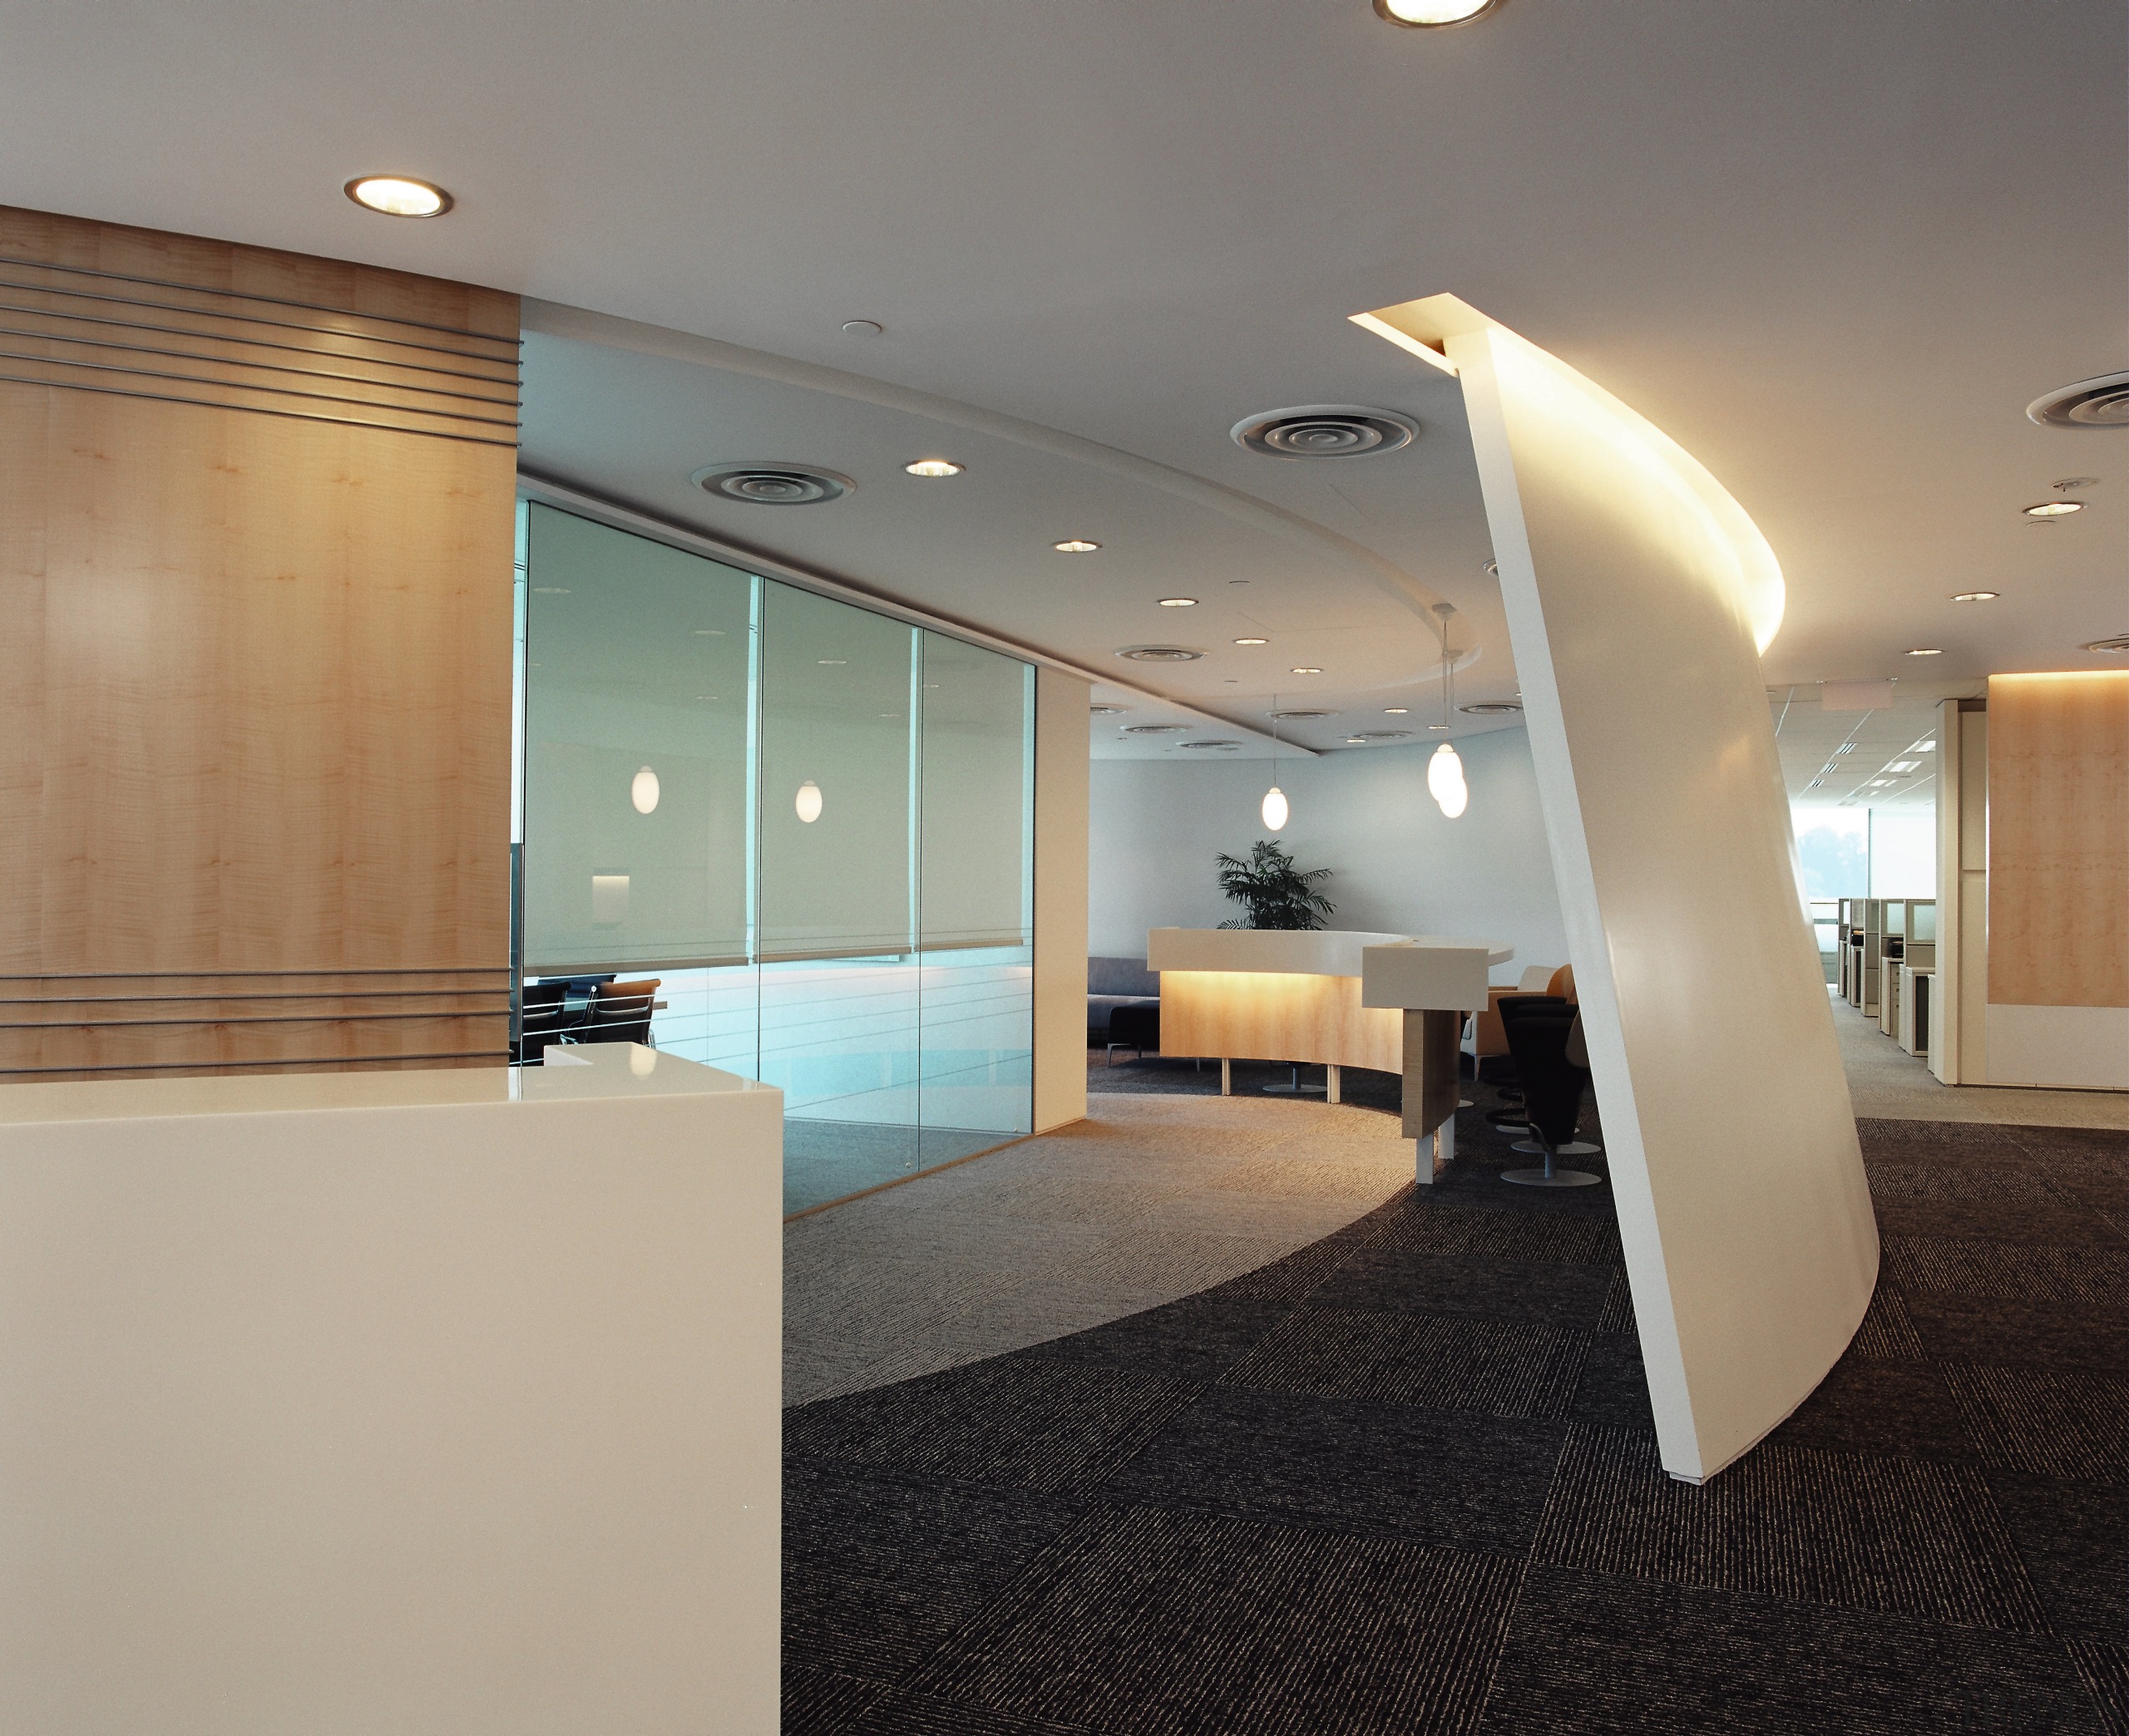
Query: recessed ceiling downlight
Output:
[[345, 175, 452, 217], [2023, 500, 2085, 518], [1117, 645, 1203, 662], [1460, 701, 1524, 715], [693, 464, 852, 505], [1375, 0, 1499, 24], [1951, 591, 1999, 603], [1055, 539, 1102, 554], [2027, 371, 2129, 429], [904, 458, 963, 477], [1232, 405, 1418, 460]]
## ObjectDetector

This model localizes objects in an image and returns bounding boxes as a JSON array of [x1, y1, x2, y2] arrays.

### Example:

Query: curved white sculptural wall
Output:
[[1361, 296, 1876, 1484]]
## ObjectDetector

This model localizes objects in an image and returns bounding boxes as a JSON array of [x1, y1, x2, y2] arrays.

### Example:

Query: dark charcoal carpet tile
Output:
[[1942, 1362, 2129, 1480], [1025, 1293, 1294, 1382], [1214, 1220, 1383, 1304], [1222, 1305, 1589, 1422], [784, 1663, 887, 1733], [1865, 1159, 2083, 1206], [1856, 1117, 2048, 1166], [785, 1357, 1201, 1495], [847, 1691, 1094, 1735], [2006, 1125, 2129, 1162], [1099, 1385, 1565, 1554], [1882, 1234, 2129, 1306], [1375, 1200, 1623, 1265], [1532, 1424, 2050, 1631], [1904, 1290, 2129, 1373], [1766, 1354, 1978, 1462], [783, 1466, 1091, 1683], [1594, 1267, 1637, 1336], [1569, 1332, 1656, 1434], [2065, 1640, 2129, 1736], [1987, 1472, 2129, 1646], [1310, 1242, 1619, 1329], [906, 1506, 1523, 1736], [1872, 1191, 2125, 1248], [1849, 1282, 1927, 1359], [1476, 1565, 2111, 1736]]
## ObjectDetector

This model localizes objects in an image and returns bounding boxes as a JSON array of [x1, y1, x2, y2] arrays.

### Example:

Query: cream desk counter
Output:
[[1147, 928, 1512, 1180], [0, 1043, 781, 1736]]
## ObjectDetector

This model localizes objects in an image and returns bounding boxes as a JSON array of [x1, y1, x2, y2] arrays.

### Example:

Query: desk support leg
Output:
[[1220, 1057, 1231, 1097], [1326, 1063, 1341, 1105]]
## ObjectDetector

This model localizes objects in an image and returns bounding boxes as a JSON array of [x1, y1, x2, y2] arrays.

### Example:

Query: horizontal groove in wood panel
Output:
[[0, 372, 520, 446], [0, 1011, 508, 1030], [0, 990, 511, 1005], [0, 350, 519, 426], [0, 1050, 509, 1077], [0, 969, 511, 980], [0, 300, 520, 385], [0, 326, 519, 405], [0, 262, 521, 358]]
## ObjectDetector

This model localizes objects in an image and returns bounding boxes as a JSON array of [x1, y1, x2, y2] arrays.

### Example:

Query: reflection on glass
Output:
[[518, 505, 1037, 1216]]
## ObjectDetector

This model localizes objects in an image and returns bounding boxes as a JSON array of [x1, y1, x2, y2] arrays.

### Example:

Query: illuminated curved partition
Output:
[[1358, 295, 1875, 1483]]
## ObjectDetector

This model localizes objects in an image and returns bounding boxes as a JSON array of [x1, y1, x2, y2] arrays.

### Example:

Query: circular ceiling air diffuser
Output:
[[1269, 708, 1333, 720], [691, 463, 854, 504], [2027, 371, 2129, 429], [1351, 730, 1413, 741], [1181, 739, 1241, 750], [1117, 645, 1204, 662], [1123, 723, 1187, 733], [1460, 701, 1524, 715], [2082, 634, 2129, 654], [1231, 405, 1418, 460]]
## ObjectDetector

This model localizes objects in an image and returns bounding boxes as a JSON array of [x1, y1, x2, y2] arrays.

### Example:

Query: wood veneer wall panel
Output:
[[1987, 670, 2129, 1009], [1160, 970, 1404, 1073], [0, 207, 516, 1078]]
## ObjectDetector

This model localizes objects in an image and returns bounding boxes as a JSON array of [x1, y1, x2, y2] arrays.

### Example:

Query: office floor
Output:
[[783, 1089, 2128, 1734], [1831, 992, 2129, 1130]]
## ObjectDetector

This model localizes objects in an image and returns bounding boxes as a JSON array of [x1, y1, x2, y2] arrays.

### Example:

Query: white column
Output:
[[1033, 664, 1091, 1132]]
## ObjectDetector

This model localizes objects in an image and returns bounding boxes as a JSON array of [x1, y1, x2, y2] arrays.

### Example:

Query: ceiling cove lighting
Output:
[[344, 175, 452, 217], [1951, 591, 1999, 603], [2023, 500, 2084, 518], [904, 459, 963, 477], [1374, 0, 1499, 27], [630, 767, 660, 815], [1054, 539, 1101, 554], [794, 781, 823, 824]]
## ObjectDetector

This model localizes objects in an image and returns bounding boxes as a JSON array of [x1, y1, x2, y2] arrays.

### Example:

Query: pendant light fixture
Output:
[[1262, 694, 1289, 831], [1427, 628, 1468, 820], [630, 766, 660, 815], [795, 779, 823, 824]]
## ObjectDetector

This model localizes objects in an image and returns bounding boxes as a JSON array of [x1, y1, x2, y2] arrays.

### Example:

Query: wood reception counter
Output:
[[1148, 929, 1511, 1178], [0, 1044, 781, 1735]]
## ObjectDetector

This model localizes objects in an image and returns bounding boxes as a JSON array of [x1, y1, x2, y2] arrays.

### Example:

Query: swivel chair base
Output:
[[1503, 1148, 1603, 1187], [1262, 1065, 1326, 1096], [1511, 1139, 1602, 1157]]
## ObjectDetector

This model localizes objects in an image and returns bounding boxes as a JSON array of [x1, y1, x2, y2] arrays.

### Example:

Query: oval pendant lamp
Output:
[[630, 766, 660, 814], [795, 779, 823, 824], [1262, 695, 1288, 831], [1428, 634, 1467, 820]]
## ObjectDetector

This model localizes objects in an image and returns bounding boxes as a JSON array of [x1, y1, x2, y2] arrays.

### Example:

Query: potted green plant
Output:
[[1215, 841, 1335, 930]]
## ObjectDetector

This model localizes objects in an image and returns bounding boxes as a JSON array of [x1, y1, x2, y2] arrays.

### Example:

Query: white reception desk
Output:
[[0, 1043, 782, 1736]]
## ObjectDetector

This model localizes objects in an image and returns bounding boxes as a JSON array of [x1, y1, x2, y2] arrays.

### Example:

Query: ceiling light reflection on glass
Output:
[[344, 175, 452, 217]]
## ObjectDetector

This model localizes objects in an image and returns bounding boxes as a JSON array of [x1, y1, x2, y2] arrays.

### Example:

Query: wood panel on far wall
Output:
[[0, 206, 519, 1078], [1987, 671, 2129, 1010], [1160, 969, 1404, 1074]]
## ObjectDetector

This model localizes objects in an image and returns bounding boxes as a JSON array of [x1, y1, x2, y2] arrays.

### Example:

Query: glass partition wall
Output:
[[519, 502, 1034, 1212]]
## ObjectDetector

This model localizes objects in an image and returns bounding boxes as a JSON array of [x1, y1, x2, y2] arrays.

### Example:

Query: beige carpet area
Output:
[[1831, 991, 2127, 1128], [783, 1093, 1415, 1408]]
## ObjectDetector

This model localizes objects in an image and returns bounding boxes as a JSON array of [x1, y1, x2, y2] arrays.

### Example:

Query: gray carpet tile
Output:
[[1865, 1160, 2081, 1204], [1531, 1425, 2050, 1630], [1208, 1153, 1425, 1201], [904, 1507, 1523, 1736], [786, 1357, 1202, 1496], [850, 1693, 1092, 1735], [783, 1664, 887, 1731], [1375, 1199, 1623, 1265], [1312, 1242, 1621, 1329], [1568, 1333, 1657, 1434], [1594, 1267, 1637, 1335], [1479, 1566, 2112, 1736], [1100, 1386, 1568, 1554], [1766, 1354, 1979, 1462], [1223, 1306, 1590, 1422], [1882, 1234, 2128, 1304], [1942, 1363, 2129, 1480], [2064, 1640, 2129, 1736], [1847, 1281, 1928, 1359]]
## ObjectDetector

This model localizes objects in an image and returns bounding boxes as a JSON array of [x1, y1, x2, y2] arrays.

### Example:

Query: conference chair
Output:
[[587, 978, 661, 1048], [1499, 1008, 1603, 1188], [514, 980, 573, 1064]]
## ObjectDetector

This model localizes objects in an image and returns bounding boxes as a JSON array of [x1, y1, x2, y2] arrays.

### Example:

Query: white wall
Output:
[[1089, 727, 1569, 983]]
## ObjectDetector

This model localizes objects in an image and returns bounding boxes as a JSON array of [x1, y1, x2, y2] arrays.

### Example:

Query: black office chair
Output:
[[1498, 1009, 1603, 1188], [1106, 999, 1160, 1063], [514, 980, 573, 1064], [1484, 994, 1572, 1130], [585, 978, 660, 1048]]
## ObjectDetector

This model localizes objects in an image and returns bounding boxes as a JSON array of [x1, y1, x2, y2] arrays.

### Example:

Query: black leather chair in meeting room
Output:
[[585, 978, 661, 1048], [1498, 1006, 1603, 1188], [514, 980, 573, 1064]]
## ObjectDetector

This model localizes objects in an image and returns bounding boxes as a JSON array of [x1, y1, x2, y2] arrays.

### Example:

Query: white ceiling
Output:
[[3, 1, 2123, 761]]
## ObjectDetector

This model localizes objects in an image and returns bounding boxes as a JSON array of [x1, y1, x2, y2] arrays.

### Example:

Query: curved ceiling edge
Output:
[[521, 298, 1455, 650]]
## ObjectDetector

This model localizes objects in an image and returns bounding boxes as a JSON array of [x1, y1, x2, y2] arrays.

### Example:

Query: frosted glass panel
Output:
[[919, 631, 1033, 949], [522, 505, 752, 969], [758, 584, 916, 960]]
